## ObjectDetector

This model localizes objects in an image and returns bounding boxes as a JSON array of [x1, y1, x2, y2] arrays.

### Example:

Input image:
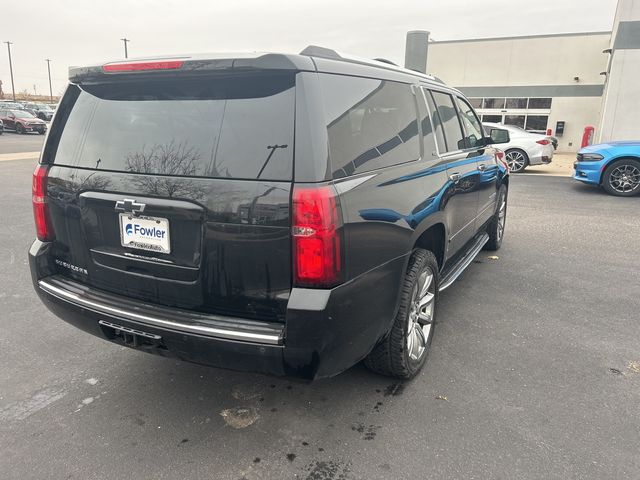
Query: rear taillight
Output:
[[536, 139, 550, 145], [496, 151, 509, 171], [292, 185, 343, 287], [32, 165, 54, 241]]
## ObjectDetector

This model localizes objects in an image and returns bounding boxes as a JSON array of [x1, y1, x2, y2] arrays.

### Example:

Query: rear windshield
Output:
[[46, 73, 296, 180]]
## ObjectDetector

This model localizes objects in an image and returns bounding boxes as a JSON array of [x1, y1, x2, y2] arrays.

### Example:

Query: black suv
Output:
[[29, 48, 510, 380]]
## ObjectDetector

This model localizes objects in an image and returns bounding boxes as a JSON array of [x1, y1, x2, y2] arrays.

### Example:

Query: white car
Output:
[[483, 122, 554, 173]]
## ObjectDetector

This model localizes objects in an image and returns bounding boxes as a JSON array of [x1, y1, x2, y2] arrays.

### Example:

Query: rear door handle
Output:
[[449, 173, 461, 183], [478, 164, 487, 171]]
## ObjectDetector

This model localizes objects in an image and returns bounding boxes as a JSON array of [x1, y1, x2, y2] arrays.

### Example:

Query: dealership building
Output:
[[406, 0, 640, 153]]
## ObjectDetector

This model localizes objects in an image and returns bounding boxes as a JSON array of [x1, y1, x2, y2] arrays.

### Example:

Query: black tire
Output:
[[484, 185, 508, 251], [505, 149, 528, 173], [601, 158, 640, 197], [365, 249, 438, 379], [16, 123, 24, 134]]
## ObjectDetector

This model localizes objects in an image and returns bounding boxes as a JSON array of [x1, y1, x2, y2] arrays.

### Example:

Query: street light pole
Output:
[[4, 41, 16, 101], [45, 59, 53, 103], [120, 38, 130, 58]]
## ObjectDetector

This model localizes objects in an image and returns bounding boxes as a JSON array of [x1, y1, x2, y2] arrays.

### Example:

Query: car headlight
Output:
[[579, 153, 604, 161]]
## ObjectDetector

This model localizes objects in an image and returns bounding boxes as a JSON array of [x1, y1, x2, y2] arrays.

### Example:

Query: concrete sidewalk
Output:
[[523, 152, 575, 177], [0, 151, 40, 162]]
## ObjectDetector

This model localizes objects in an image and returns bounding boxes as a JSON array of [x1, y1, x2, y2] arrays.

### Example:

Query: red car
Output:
[[0, 109, 47, 134]]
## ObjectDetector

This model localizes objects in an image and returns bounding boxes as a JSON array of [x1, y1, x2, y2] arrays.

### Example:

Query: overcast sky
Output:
[[1, 0, 618, 98]]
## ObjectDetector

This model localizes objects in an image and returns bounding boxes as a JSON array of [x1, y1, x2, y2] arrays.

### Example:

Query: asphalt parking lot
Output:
[[0, 133, 45, 157], [1, 137, 639, 480]]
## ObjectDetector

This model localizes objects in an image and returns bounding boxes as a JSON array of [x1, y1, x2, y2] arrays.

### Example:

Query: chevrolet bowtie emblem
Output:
[[115, 198, 146, 215]]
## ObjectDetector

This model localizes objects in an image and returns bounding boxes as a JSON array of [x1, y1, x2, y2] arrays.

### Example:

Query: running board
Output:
[[439, 233, 489, 292]]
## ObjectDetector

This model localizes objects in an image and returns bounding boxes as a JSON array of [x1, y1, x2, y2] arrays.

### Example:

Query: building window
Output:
[[525, 115, 549, 132], [528, 98, 552, 109], [475, 97, 552, 132], [482, 114, 503, 123], [468, 98, 483, 108], [506, 98, 528, 109], [483, 98, 506, 109], [504, 115, 526, 128]]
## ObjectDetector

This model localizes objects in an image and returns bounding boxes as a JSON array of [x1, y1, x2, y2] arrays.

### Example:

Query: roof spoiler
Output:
[[68, 53, 314, 83]]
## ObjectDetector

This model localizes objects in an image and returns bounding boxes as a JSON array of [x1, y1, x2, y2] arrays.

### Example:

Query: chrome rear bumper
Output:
[[39, 276, 284, 345]]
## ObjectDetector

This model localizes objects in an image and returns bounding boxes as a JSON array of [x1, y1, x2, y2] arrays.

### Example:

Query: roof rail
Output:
[[372, 58, 397, 66], [299, 45, 342, 59], [299, 45, 443, 84]]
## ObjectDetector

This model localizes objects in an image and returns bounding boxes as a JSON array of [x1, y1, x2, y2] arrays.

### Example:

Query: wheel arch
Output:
[[505, 147, 529, 159], [413, 222, 446, 271], [500, 172, 510, 190], [599, 156, 640, 185]]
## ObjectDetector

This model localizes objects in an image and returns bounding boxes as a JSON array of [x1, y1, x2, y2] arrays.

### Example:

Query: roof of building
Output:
[[430, 31, 611, 45]]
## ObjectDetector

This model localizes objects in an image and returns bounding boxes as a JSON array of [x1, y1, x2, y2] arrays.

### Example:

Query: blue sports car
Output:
[[574, 141, 640, 196]]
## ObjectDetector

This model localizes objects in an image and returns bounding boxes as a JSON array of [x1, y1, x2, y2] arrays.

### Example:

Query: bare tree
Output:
[[124, 140, 207, 200]]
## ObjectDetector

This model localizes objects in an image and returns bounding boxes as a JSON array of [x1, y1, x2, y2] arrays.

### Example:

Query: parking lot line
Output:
[[0, 151, 41, 162]]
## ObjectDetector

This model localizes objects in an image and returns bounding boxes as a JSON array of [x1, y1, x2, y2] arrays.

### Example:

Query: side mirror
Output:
[[489, 128, 510, 144]]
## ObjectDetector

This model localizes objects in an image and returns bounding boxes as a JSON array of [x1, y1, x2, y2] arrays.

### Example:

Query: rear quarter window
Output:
[[46, 73, 296, 181], [319, 74, 420, 178]]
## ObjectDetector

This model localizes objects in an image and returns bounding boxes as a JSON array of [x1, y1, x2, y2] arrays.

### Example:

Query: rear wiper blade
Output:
[[256, 144, 288, 179]]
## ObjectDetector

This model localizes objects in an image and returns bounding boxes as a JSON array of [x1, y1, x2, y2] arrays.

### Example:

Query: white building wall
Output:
[[547, 97, 603, 151], [426, 33, 611, 152], [428, 33, 610, 88], [598, 0, 640, 142]]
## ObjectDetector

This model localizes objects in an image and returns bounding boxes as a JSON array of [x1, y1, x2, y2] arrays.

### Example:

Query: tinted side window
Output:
[[416, 89, 438, 159], [319, 74, 420, 178], [431, 91, 465, 152], [455, 97, 484, 149], [423, 88, 446, 153]]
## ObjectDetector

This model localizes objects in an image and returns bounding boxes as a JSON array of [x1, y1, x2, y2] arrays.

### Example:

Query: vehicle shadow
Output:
[[570, 180, 640, 199]]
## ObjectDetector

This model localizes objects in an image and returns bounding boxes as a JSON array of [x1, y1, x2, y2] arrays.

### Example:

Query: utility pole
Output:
[[45, 59, 53, 103], [4, 41, 16, 101], [120, 38, 130, 58]]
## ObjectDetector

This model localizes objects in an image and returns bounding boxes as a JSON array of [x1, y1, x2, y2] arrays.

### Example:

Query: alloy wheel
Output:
[[505, 151, 526, 172], [609, 164, 640, 194], [497, 195, 507, 242], [406, 266, 435, 361]]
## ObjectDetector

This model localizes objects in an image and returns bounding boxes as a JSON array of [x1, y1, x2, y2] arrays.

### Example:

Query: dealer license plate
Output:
[[119, 214, 171, 254]]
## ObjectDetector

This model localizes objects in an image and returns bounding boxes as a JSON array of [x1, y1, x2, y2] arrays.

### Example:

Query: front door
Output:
[[455, 96, 499, 226]]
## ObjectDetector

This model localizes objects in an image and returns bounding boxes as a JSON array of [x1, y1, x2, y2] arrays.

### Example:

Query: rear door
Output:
[[43, 72, 296, 322], [426, 89, 481, 256]]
